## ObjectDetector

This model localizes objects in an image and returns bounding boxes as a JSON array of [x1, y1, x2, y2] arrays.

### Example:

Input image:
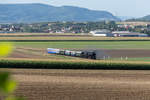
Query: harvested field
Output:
[[0, 34, 90, 37], [2, 69, 150, 100], [0, 33, 83, 36], [118, 21, 150, 26], [1, 37, 150, 41]]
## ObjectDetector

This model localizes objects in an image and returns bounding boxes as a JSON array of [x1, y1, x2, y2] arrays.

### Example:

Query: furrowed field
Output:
[[1, 34, 150, 65], [7, 40, 150, 61], [1, 35, 150, 100]]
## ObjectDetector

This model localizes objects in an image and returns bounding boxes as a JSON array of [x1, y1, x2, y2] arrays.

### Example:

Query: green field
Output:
[[1, 37, 150, 61], [1, 59, 150, 70], [14, 41, 150, 49]]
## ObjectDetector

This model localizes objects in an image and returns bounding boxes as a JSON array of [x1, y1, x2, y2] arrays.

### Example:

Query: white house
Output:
[[90, 29, 113, 37]]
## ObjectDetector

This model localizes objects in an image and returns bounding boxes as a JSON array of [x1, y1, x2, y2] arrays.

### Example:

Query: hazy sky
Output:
[[0, 0, 149, 17]]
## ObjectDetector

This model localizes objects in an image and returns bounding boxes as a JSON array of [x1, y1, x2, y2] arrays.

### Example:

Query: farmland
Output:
[[5, 40, 150, 61], [14, 41, 150, 49], [1, 35, 150, 100], [1, 68, 150, 100], [2, 35, 150, 41]]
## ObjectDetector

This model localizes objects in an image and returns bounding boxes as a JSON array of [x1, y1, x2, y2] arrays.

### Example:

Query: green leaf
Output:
[[0, 72, 17, 94], [0, 72, 10, 84], [4, 80, 17, 93]]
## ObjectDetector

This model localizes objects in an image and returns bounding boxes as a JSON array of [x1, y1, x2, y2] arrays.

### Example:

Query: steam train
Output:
[[47, 48, 108, 60]]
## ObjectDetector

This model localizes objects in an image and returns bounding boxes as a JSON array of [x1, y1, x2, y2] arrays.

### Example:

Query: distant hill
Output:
[[126, 15, 150, 22], [0, 3, 120, 23], [138, 15, 150, 21]]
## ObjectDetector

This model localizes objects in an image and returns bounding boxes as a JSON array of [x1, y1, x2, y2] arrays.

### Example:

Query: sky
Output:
[[0, 0, 149, 18]]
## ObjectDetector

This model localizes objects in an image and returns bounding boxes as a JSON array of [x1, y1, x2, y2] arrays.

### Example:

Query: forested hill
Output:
[[126, 15, 150, 22], [138, 15, 150, 21], [0, 3, 120, 23]]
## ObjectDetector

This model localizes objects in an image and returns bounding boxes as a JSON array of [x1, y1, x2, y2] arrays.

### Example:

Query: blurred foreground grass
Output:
[[0, 42, 23, 100], [0, 42, 13, 57]]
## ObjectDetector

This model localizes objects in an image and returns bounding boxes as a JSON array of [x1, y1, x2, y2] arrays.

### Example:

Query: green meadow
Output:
[[14, 41, 150, 49]]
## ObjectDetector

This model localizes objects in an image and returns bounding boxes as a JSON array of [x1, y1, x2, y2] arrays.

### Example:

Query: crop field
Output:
[[1, 35, 150, 100], [117, 21, 150, 26], [2, 36, 150, 41], [4, 40, 150, 61], [13, 41, 150, 49], [0, 68, 150, 100]]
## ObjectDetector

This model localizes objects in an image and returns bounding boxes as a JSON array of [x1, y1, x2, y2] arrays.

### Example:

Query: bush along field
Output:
[[1, 59, 150, 70]]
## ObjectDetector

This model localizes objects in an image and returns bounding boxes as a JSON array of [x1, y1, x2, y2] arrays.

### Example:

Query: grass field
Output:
[[13, 41, 150, 49]]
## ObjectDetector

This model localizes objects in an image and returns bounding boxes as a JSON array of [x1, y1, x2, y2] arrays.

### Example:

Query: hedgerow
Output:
[[0, 60, 150, 70]]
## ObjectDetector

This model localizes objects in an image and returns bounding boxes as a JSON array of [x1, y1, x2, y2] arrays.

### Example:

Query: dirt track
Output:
[[2, 69, 150, 100]]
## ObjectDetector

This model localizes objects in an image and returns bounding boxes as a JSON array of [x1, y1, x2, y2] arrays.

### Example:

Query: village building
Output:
[[112, 31, 148, 37], [90, 29, 113, 37]]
